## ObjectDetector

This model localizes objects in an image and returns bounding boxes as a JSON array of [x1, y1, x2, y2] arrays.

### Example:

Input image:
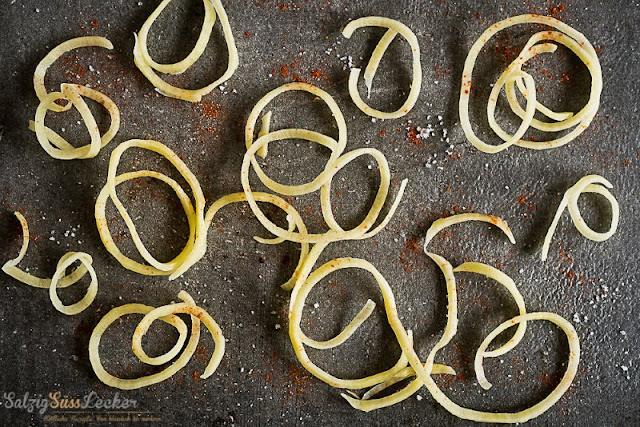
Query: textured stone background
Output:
[[0, 0, 638, 425]]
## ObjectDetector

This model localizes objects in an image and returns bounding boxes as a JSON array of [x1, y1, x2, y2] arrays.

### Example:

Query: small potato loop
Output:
[[434, 312, 580, 423], [31, 37, 120, 159], [30, 83, 120, 160], [132, 292, 225, 379], [288, 250, 416, 389], [2, 212, 97, 315], [452, 262, 527, 389], [541, 174, 619, 261], [99, 139, 209, 278], [343, 16, 422, 119], [33, 36, 113, 113], [244, 82, 348, 160], [459, 14, 602, 153], [49, 252, 98, 315], [89, 291, 225, 390], [133, 0, 238, 102]]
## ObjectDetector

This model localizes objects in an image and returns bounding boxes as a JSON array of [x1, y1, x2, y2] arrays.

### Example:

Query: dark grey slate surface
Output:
[[0, 0, 638, 425]]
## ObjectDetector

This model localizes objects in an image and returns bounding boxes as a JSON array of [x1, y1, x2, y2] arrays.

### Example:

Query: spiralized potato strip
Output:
[[134, 0, 238, 101], [343, 16, 422, 119], [2, 212, 97, 314], [2, 212, 86, 288], [423, 212, 516, 252], [541, 174, 619, 261], [284, 244, 382, 353], [288, 255, 415, 389], [484, 71, 538, 153], [245, 82, 347, 164], [491, 32, 596, 150], [137, 0, 216, 75], [49, 252, 98, 315], [33, 36, 113, 113], [453, 262, 527, 389], [132, 291, 225, 379], [459, 14, 602, 153], [503, 32, 583, 132], [135, 312, 189, 367], [89, 292, 202, 390], [104, 140, 208, 277], [362, 29, 398, 98], [96, 169, 198, 277], [31, 36, 120, 159], [256, 111, 273, 157], [95, 141, 308, 286], [30, 83, 120, 160]]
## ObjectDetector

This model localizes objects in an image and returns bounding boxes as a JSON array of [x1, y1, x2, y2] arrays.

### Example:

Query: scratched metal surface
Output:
[[0, 0, 638, 425]]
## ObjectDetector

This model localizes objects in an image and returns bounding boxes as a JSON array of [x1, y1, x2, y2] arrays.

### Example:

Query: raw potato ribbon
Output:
[[541, 174, 619, 261], [30, 37, 120, 159], [343, 16, 422, 119], [134, 0, 238, 102], [2, 212, 97, 315], [89, 291, 224, 390], [459, 14, 602, 153]]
